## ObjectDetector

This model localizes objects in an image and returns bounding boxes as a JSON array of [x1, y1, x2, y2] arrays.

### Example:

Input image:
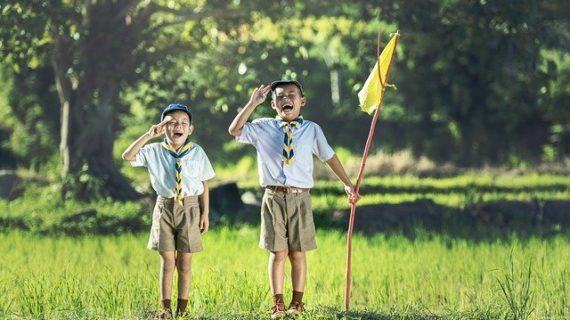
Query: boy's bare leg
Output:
[[269, 250, 288, 317], [176, 252, 192, 315], [176, 252, 193, 299], [287, 251, 307, 314], [159, 251, 176, 317], [160, 251, 176, 300], [288, 251, 307, 292], [269, 250, 288, 295]]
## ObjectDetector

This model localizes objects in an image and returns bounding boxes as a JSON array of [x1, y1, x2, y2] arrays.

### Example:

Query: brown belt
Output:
[[157, 195, 199, 205], [266, 186, 310, 194]]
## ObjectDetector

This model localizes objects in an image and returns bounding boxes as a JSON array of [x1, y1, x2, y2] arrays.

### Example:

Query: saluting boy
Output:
[[122, 103, 215, 319], [228, 80, 358, 318]]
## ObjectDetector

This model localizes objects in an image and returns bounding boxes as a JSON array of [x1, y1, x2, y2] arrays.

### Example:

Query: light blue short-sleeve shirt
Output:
[[236, 117, 335, 188], [131, 143, 215, 197]]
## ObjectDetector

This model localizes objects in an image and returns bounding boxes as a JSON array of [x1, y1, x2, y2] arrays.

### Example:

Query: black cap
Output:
[[270, 79, 304, 96], [161, 103, 192, 122]]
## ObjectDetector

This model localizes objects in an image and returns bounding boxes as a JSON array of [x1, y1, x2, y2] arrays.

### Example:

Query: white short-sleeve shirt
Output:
[[131, 143, 215, 197], [236, 117, 335, 188]]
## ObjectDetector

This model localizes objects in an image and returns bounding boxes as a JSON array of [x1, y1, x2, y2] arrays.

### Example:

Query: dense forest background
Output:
[[1, 0, 568, 199]]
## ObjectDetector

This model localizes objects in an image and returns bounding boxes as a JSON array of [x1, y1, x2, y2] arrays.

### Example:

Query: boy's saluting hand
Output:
[[147, 115, 173, 138], [249, 85, 271, 107], [228, 85, 271, 137]]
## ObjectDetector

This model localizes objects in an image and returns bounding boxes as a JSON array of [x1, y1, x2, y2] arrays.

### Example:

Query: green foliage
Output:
[[1, 0, 569, 188], [375, 0, 569, 165], [0, 182, 148, 235]]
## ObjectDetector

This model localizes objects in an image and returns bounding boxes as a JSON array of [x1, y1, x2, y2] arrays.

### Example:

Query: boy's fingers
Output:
[[159, 115, 173, 126]]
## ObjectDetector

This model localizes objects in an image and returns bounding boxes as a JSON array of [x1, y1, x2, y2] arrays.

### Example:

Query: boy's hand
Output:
[[248, 85, 271, 107], [344, 184, 359, 204], [147, 115, 173, 138], [199, 213, 209, 234]]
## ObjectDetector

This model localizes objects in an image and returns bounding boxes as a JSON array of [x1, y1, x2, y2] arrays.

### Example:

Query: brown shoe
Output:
[[269, 302, 286, 319], [286, 301, 305, 315], [158, 308, 173, 319]]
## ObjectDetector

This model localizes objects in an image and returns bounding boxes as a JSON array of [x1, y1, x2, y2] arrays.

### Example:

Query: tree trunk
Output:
[[52, 0, 140, 200]]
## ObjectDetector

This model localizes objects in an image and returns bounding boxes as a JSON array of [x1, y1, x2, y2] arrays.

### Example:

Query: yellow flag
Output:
[[358, 34, 398, 114]]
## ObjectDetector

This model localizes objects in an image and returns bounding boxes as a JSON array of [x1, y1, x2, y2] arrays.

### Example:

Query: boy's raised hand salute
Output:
[[122, 115, 174, 161], [147, 115, 173, 138], [228, 85, 271, 137], [249, 85, 271, 107]]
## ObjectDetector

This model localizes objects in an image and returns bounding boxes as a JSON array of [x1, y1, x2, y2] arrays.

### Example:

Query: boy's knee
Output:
[[161, 256, 176, 272], [176, 260, 192, 273], [288, 251, 306, 263], [271, 250, 288, 263]]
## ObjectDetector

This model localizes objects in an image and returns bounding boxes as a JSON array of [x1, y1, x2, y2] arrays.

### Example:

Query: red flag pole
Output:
[[344, 31, 399, 311]]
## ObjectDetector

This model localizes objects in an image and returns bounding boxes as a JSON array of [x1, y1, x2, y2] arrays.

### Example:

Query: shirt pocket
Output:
[[181, 159, 200, 178], [292, 139, 312, 163]]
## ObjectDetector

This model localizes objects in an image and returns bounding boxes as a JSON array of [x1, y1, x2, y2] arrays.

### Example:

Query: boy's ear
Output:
[[300, 96, 306, 107], [270, 99, 277, 110], [188, 124, 195, 135]]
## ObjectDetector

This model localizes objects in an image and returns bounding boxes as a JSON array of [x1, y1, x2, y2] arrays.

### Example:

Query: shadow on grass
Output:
[[222, 199, 568, 242], [0, 183, 568, 241], [240, 184, 570, 197], [136, 307, 433, 320], [135, 306, 493, 320]]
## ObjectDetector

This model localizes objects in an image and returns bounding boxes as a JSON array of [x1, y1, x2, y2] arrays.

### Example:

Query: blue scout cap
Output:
[[270, 79, 304, 96], [161, 103, 192, 122]]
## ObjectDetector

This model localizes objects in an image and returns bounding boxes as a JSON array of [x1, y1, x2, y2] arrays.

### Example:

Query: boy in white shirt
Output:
[[228, 80, 358, 318], [122, 103, 215, 318]]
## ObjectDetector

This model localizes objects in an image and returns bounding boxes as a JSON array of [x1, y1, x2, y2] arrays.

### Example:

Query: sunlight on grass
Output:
[[0, 228, 567, 319]]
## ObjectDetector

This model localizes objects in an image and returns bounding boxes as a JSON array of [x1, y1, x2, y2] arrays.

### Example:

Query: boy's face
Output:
[[271, 84, 306, 122], [164, 110, 193, 146]]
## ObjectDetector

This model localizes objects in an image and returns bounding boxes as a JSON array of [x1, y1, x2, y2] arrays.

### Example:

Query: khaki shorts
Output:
[[260, 188, 316, 252], [148, 196, 203, 253]]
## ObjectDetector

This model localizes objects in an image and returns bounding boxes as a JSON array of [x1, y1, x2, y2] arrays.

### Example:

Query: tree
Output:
[[0, 0, 245, 199], [375, 0, 569, 165]]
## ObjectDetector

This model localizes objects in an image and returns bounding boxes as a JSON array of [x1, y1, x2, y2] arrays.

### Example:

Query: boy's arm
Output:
[[121, 116, 172, 161], [228, 85, 271, 136], [325, 155, 359, 203], [199, 180, 210, 233]]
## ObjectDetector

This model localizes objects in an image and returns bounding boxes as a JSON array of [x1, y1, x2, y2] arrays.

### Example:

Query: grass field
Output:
[[0, 227, 568, 319], [0, 172, 568, 319]]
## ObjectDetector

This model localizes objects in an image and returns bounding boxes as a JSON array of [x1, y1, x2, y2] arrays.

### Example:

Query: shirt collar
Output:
[[275, 115, 304, 126]]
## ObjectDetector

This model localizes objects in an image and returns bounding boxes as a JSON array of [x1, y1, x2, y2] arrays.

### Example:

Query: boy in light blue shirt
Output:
[[122, 103, 215, 318], [229, 80, 358, 318]]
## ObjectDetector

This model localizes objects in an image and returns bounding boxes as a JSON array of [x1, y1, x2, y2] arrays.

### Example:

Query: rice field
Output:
[[1, 172, 568, 319], [0, 227, 568, 319]]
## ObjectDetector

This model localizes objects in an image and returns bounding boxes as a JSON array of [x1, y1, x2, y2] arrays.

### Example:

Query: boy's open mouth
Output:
[[173, 132, 183, 139], [282, 104, 293, 112]]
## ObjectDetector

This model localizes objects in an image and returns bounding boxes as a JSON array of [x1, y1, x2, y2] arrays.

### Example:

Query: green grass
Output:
[[0, 227, 568, 319], [0, 172, 568, 318]]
